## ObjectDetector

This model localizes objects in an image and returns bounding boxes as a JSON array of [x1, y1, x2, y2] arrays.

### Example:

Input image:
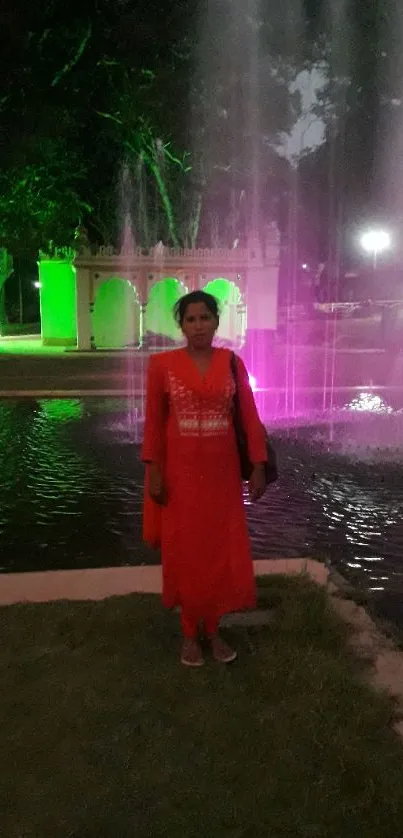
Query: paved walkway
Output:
[[0, 559, 328, 606], [0, 340, 146, 395]]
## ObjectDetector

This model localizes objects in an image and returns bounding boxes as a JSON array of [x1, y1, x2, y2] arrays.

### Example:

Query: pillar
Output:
[[38, 257, 77, 346], [75, 267, 92, 351], [140, 302, 147, 347]]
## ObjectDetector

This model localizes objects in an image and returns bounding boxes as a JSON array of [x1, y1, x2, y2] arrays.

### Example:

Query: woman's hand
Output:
[[249, 464, 266, 502], [148, 463, 167, 506]]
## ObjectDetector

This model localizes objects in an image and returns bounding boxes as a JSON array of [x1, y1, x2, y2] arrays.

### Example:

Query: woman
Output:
[[142, 290, 267, 667]]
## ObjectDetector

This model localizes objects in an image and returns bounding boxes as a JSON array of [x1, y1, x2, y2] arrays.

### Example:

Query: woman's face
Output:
[[181, 302, 218, 350]]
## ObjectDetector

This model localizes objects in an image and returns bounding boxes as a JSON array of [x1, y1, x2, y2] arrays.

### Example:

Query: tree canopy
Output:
[[0, 0, 388, 258]]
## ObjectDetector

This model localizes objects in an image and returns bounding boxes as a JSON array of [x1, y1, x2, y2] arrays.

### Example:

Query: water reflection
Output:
[[1, 399, 403, 592], [0, 400, 150, 571], [38, 399, 84, 422]]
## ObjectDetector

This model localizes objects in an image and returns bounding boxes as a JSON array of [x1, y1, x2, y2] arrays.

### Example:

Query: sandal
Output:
[[181, 639, 204, 668], [210, 635, 237, 664]]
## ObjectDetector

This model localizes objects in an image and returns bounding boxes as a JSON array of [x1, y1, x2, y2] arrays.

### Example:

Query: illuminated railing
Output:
[[279, 300, 403, 319]]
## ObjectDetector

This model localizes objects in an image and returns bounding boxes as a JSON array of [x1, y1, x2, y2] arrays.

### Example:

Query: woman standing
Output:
[[142, 291, 267, 667]]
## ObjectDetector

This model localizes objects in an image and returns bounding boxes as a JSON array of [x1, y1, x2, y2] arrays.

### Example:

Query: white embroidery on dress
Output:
[[168, 371, 234, 437]]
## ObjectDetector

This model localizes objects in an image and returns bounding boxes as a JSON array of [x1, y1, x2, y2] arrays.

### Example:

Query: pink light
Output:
[[248, 373, 257, 391]]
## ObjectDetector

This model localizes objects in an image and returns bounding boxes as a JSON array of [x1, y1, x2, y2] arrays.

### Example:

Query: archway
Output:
[[203, 278, 246, 346], [92, 278, 140, 349], [145, 278, 186, 343]]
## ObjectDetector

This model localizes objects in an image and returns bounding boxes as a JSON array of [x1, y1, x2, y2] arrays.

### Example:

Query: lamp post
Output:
[[360, 229, 391, 271]]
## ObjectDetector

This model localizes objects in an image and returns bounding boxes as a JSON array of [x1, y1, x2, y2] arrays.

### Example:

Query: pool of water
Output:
[[1, 398, 403, 596]]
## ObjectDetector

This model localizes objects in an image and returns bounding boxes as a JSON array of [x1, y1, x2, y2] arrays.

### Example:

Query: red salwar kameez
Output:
[[142, 347, 267, 636]]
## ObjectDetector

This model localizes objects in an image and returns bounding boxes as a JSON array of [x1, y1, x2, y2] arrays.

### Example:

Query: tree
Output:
[[86, 0, 318, 248], [0, 249, 13, 329], [184, 0, 322, 247], [0, 0, 340, 256], [96, 64, 191, 248], [0, 138, 91, 258]]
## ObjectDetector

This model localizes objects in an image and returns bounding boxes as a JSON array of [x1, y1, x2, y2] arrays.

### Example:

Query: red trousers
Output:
[[181, 610, 219, 639]]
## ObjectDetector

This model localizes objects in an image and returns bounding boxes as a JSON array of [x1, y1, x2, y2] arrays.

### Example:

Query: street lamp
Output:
[[360, 229, 391, 270]]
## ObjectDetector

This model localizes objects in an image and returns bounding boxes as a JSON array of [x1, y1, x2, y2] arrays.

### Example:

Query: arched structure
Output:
[[145, 277, 186, 341], [38, 227, 280, 355], [203, 278, 246, 345], [92, 277, 140, 348]]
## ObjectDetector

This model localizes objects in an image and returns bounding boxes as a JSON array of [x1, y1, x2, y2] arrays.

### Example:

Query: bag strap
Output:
[[230, 351, 238, 387], [230, 351, 239, 401], [230, 352, 242, 423]]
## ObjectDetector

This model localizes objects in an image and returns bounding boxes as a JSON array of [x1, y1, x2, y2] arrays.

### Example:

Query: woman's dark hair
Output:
[[174, 290, 220, 328]]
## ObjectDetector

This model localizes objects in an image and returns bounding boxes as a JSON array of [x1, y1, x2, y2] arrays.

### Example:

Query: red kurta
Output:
[[142, 347, 267, 624]]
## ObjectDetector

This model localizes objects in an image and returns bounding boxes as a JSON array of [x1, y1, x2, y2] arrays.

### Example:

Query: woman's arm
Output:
[[234, 354, 267, 464]]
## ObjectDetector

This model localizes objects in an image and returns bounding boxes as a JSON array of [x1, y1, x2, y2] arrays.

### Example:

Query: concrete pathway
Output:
[[0, 559, 328, 606]]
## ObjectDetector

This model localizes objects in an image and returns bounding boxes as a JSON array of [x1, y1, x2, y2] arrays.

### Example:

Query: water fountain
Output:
[[3, 0, 403, 618]]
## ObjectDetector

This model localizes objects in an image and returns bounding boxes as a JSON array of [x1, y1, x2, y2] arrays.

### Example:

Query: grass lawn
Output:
[[2, 575, 403, 837]]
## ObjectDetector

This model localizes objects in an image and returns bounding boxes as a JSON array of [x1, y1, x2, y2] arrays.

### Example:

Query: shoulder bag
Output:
[[230, 353, 278, 485]]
